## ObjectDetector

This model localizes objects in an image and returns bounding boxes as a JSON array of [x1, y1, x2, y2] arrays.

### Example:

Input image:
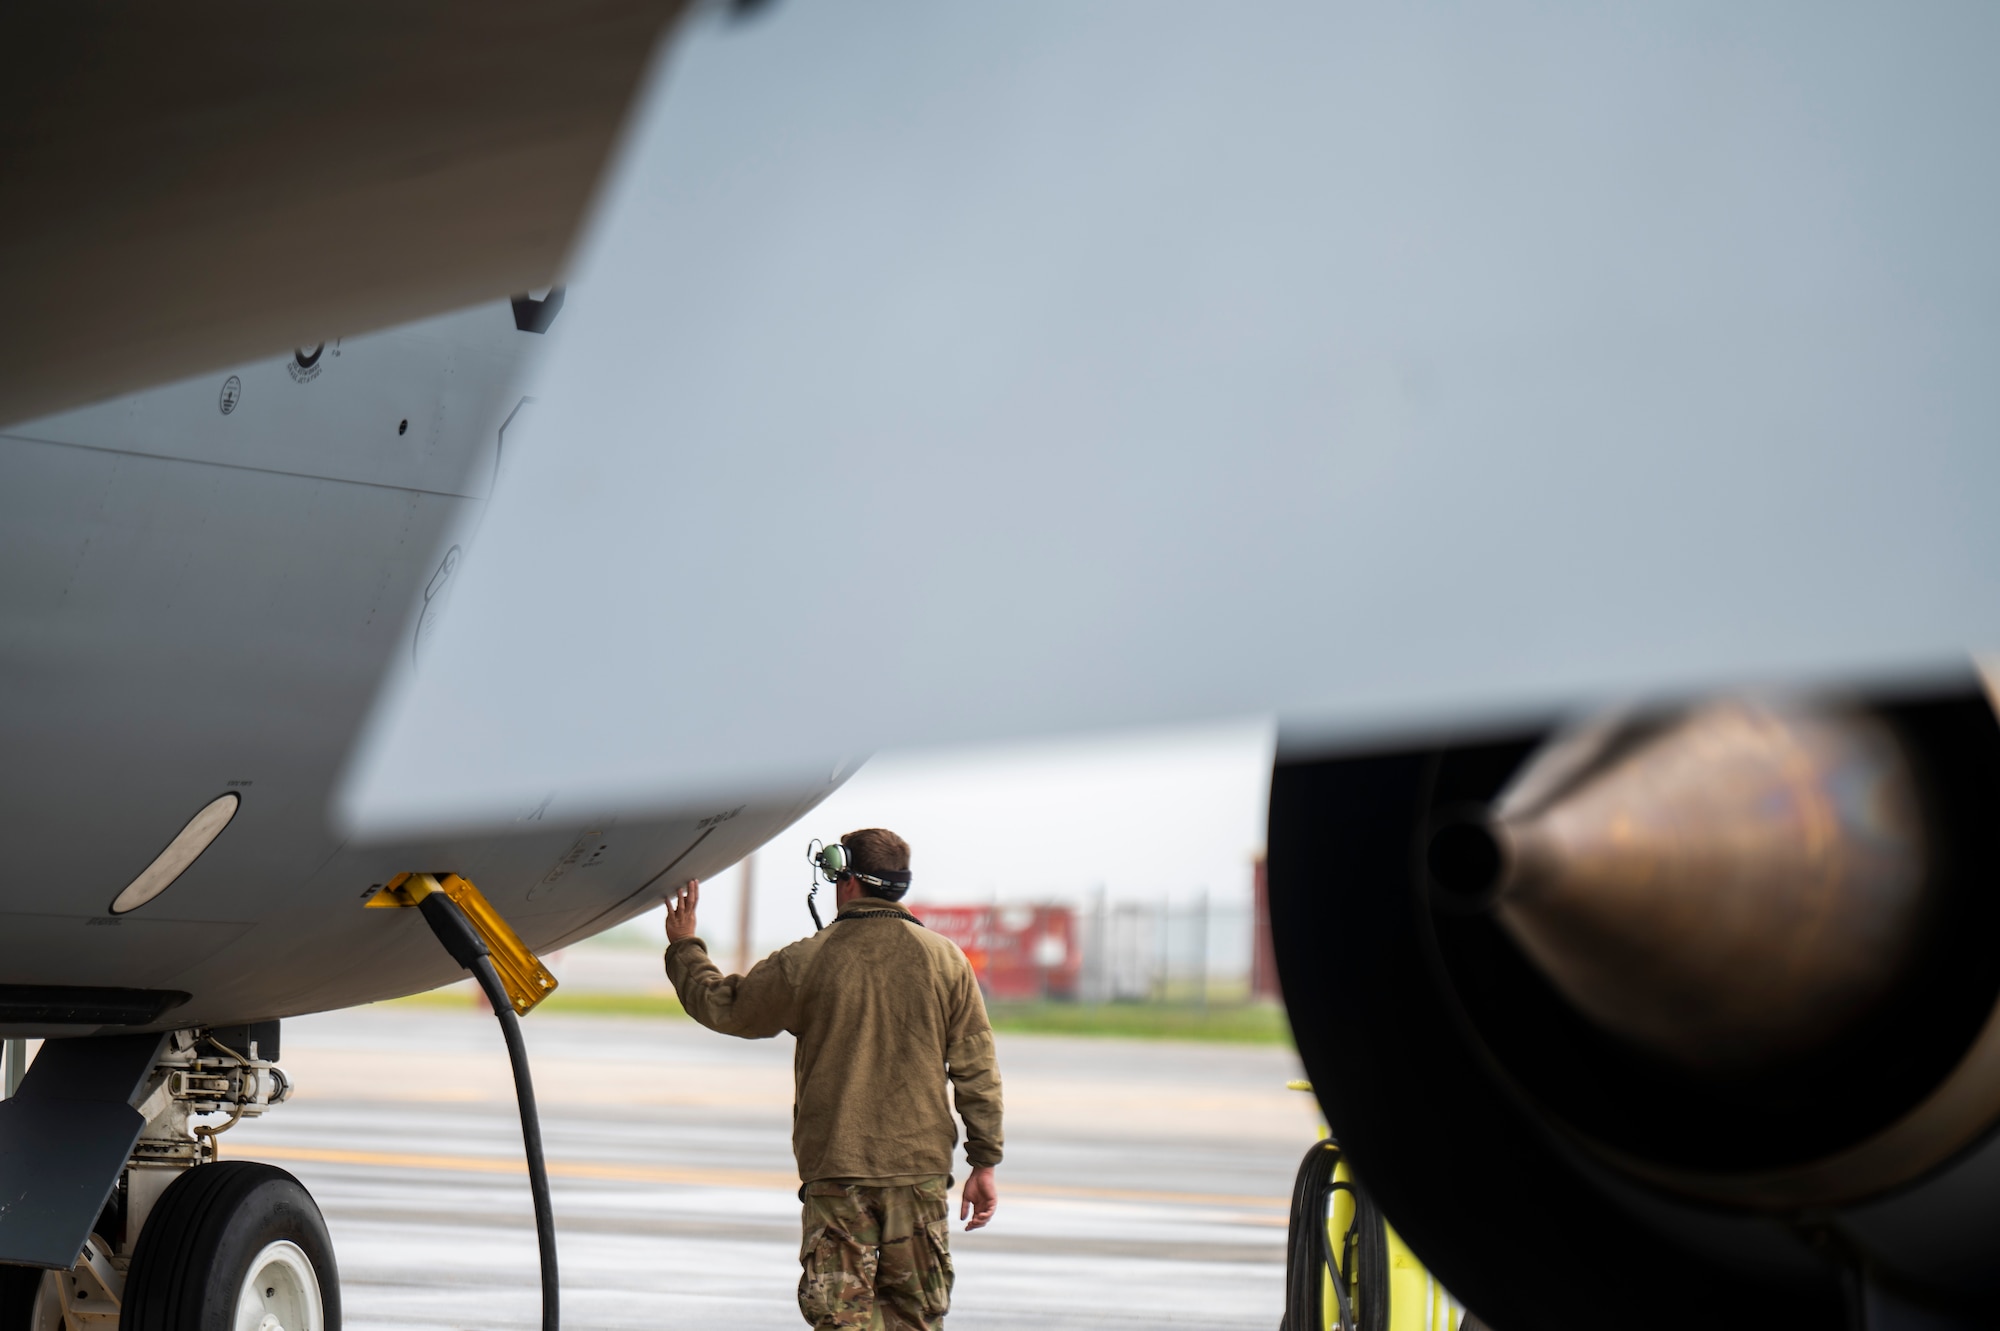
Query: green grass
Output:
[[536, 991, 689, 1018], [381, 988, 481, 1010], [383, 987, 689, 1019], [385, 988, 1292, 1045], [985, 1000, 1294, 1045]]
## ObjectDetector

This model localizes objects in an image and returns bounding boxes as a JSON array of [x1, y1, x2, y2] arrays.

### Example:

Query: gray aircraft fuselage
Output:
[[0, 302, 839, 1037]]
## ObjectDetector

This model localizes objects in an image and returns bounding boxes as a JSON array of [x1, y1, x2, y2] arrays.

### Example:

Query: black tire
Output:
[[121, 1162, 339, 1331], [0, 1264, 39, 1331]]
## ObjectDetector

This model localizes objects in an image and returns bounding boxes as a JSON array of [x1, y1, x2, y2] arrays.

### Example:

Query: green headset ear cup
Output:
[[821, 843, 849, 877]]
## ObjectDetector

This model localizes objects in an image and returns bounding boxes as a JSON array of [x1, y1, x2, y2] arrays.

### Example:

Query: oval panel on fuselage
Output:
[[0, 303, 845, 1035]]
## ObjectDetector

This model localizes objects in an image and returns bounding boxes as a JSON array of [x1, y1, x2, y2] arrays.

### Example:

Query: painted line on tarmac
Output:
[[237, 1143, 1287, 1211]]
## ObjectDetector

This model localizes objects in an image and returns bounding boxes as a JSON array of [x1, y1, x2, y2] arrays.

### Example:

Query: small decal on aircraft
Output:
[[413, 545, 462, 666], [218, 375, 241, 415], [530, 827, 610, 900], [287, 344, 325, 384]]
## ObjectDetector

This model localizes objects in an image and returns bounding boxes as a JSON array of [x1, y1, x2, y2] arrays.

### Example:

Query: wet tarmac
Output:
[[224, 1005, 1315, 1331]]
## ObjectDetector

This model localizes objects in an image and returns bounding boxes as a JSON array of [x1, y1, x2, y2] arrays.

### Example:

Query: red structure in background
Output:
[[921, 903, 1080, 1001], [1250, 855, 1280, 1000]]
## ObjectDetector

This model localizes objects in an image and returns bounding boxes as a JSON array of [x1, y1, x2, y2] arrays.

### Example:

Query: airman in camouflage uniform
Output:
[[664, 829, 1003, 1329], [799, 1177, 954, 1329]]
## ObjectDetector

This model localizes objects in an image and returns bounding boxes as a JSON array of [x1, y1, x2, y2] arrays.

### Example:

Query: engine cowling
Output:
[[1269, 674, 2000, 1331]]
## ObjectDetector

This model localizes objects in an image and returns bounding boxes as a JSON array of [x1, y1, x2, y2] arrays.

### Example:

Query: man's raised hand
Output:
[[665, 878, 701, 944]]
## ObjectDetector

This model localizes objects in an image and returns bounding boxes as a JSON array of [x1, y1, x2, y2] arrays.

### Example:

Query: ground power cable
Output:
[[1281, 1138, 1390, 1331], [1282, 1138, 1337, 1330], [419, 891, 559, 1331]]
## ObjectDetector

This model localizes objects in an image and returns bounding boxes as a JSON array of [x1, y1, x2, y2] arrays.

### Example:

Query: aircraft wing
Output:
[[339, 0, 2000, 838], [0, 0, 695, 427]]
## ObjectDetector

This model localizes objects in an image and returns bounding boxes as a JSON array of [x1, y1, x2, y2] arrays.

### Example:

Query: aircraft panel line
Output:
[[0, 429, 489, 501]]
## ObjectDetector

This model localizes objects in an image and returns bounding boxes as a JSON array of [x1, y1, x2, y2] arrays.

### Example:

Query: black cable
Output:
[[473, 953, 560, 1331], [1281, 1139, 1392, 1331], [420, 893, 559, 1331], [1282, 1139, 1343, 1330], [1335, 1178, 1389, 1331], [1326, 1181, 1365, 1331]]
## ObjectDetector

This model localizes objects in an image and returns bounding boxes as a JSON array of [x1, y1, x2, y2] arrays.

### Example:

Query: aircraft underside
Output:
[[7, 5, 2000, 1328], [0, 303, 839, 1038], [0, 306, 841, 1328]]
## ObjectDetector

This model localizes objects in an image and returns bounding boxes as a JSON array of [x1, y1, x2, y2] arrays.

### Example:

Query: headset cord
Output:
[[419, 892, 560, 1331]]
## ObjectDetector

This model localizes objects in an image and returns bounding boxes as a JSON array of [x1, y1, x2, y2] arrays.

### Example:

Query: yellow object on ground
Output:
[[1300, 1138, 1465, 1331], [1385, 1222, 1463, 1331]]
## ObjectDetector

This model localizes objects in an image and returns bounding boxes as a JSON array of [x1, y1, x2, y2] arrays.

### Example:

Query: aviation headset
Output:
[[806, 838, 913, 929]]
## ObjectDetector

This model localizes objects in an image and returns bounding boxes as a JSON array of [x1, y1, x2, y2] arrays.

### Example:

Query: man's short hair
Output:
[[841, 828, 911, 899]]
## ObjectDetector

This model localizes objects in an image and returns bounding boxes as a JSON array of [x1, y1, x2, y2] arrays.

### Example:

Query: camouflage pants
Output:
[[798, 1177, 954, 1329]]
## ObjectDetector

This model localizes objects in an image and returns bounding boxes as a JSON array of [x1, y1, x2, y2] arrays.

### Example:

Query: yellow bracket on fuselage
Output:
[[367, 872, 559, 1016]]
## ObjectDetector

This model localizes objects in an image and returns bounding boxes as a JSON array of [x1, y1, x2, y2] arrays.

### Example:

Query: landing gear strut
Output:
[[0, 1025, 323, 1331], [2, 872, 557, 1331]]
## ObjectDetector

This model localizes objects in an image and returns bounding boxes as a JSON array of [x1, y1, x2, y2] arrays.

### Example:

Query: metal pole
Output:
[[1, 1038, 23, 1097], [734, 852, 756, 976], [1196, 887, 1210, 1011], [1091, 884, 1107, 1007]]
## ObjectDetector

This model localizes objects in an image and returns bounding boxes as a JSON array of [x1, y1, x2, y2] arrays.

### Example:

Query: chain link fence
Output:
[[1072, 892, 1257, 1005]]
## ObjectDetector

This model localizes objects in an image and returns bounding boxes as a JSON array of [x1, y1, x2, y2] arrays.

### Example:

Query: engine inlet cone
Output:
[[1466, 700, 1928, 1074]]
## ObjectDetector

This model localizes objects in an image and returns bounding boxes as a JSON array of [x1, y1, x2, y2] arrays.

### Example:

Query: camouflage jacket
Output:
[[665, 897, 1004, 1184]]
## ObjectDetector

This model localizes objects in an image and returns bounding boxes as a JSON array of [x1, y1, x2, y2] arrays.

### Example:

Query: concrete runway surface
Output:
[[222, 1005, 1317, 1331]]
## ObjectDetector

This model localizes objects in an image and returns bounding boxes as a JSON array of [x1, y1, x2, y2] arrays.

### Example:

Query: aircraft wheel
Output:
[[0, 1265, 39, 1331], [122, 1161, 339, 1331]]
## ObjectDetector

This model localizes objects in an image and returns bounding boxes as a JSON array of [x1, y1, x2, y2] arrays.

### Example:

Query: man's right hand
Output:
[[665, 879, 700, 944], [959, 1165, 998, 1230]]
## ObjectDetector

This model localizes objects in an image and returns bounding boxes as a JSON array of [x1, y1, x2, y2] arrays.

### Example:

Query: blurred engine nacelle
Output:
[[1270, 671, 2000, 1331]]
